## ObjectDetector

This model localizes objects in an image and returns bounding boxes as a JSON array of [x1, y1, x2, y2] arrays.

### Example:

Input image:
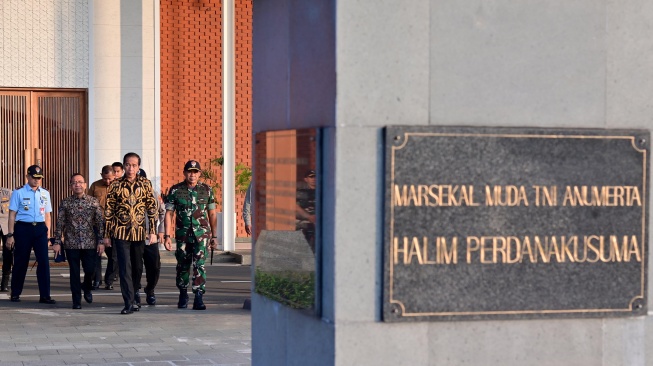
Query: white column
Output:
[[153, 0, 162, 193], [222, 0, 236, 252]]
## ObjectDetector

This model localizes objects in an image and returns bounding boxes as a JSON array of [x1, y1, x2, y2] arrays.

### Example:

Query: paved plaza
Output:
[[0, 261, 252, 365]]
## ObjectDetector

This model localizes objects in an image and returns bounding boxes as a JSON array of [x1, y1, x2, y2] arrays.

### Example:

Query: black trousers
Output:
[[11, 222, 50, 298], [65, 249, 96, 305], [93, 250, 102, 284], [143, 243, 160, 293], [114, 239, 144, 308], [103, 242, 118, 285], [0, 230, 11, 276]]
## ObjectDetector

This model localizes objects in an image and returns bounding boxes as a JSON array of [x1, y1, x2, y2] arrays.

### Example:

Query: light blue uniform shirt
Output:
[[9, 184, 52, 223]]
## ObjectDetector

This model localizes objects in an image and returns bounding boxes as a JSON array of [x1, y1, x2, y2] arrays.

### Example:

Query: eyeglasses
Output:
[[71, 181, 85, 185]]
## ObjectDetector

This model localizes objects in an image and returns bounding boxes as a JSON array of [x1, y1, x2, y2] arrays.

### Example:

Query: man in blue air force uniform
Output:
[[5, 165, 56, 304]]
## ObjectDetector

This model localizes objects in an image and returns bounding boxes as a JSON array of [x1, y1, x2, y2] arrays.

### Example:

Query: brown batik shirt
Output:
[[104, 175, 158, 241], [53, 194, 105, 250]]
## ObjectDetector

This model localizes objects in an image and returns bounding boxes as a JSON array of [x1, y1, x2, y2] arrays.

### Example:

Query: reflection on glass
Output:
[[254, 129, 318, 311]]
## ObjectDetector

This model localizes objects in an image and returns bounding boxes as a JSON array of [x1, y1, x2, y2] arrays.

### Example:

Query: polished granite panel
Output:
[[254, 128, 320, 312]]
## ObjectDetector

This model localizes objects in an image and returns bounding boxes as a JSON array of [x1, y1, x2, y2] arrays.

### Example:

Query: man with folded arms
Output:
[[51, 173, 105, 309], [104, 153, 158, 314], [4, 165, 56, 304]]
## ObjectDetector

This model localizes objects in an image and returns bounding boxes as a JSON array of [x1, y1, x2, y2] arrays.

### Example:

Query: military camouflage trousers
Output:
[[175, 233, 207, 294]]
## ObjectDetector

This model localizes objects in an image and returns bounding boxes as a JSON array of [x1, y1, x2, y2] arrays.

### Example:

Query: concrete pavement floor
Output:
[[0, 263, 252, 365]]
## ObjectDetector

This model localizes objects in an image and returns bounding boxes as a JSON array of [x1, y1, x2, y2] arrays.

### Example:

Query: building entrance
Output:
[[0, 89, 87, 229]]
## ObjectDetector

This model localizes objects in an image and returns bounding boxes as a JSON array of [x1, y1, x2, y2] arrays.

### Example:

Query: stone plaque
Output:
[[384, 126, 649, 322]]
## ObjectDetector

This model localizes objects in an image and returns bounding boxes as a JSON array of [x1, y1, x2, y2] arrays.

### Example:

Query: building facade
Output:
[[0, 0, 252, 236]]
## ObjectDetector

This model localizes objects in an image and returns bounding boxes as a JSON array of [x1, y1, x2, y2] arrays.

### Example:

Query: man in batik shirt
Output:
[[103, 152, 158, 315], [52, 173, 105, 309], [164, 160, 218, 310], [88, 165, 115, 290]]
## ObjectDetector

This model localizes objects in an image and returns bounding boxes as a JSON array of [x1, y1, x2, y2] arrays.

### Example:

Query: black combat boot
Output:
[[0, 274, 9, 292], [177, 289, 189, 308], [192, 291, 206, 310]]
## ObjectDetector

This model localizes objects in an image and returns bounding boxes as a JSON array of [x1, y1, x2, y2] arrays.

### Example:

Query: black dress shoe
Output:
[[10, 295, 20, 302], [1, 275, 9, 292], [83, 290, 93, 304], [121, 306, 133, 314], [134, 290, 141, 308], [72, 304, 81, 309], [92, 281, 100, 290], [39, 297, 56, 304], [104, 284, 113, 290], [146, 291, 156, 305]]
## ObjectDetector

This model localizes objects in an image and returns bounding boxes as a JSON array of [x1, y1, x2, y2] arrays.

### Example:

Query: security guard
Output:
[[5, 165, 56, 304]]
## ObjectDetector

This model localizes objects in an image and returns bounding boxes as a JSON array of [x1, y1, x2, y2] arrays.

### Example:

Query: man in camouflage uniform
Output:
[[164, 160, 218, 310]]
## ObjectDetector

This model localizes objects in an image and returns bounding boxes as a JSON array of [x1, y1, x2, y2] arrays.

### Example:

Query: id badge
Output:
[[40, 207, 45, 216]]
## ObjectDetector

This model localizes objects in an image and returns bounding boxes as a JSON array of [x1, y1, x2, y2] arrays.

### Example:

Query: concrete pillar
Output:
[[252, 0, 653, 365]]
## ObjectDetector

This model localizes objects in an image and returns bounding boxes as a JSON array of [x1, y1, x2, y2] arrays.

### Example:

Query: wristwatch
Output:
[[163, 234, 170, 239], [6, 233, 13, 238]]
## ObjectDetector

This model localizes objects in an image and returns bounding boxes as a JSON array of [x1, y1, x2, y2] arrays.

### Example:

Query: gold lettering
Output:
[[460, 186, 480, 206], [560, 236, 575, 262], [485, 185, 528, 206], [467, 237, 480, 264], [572, 236, 587, 262], [630, 187, 642, 206], [428, 185, 439, 206], [418, 185, 429, 207], [493, 237, 507, 263], [408, 237, 424, 264], [548, 236, 562, 262], [599, 236, 612, 262], [562, 186, 576, 206], [543, 186, 556, 206], [516, 185, 529, 206], [521, 236, 536, 263], [586, 235, 600, 263], [610, 236, 626, 262], [627, 236, 642, 262], [438, 237, 458, 264], [394, 185, 408, 206], [534, 237, 550, 263], [446, 185, 459, 206], [408, 185, 418, 206], [506, 236, 521, 264], [485, 186, 495, 206], [562, 186, 641, 206], [394, 237, 408, 264], [614, 186, 625, 206], [480, 237, 493, 264], [573, 186, 585, 206], [423, 237, 436, 264], [591, 186, 602, 206]]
